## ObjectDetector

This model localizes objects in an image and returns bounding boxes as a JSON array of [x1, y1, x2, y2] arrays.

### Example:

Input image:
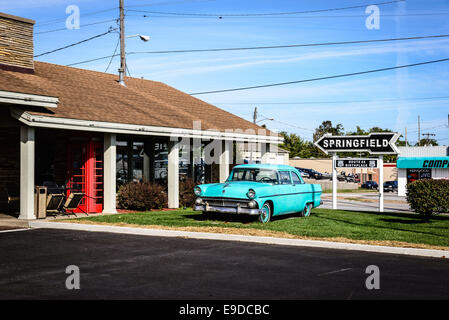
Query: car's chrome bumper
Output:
[[194, 204, 261, 215]]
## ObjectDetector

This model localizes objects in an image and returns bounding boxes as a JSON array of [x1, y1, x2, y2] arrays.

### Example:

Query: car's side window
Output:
[[291, 172, 303, 184], [279, 171, 292, 184]]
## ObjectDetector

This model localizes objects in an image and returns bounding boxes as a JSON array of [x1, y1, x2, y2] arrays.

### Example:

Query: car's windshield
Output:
[[229, 168, 278, 183]]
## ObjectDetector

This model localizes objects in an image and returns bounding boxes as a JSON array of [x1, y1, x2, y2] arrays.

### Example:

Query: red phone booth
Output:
[[66, 139, 104, 213]]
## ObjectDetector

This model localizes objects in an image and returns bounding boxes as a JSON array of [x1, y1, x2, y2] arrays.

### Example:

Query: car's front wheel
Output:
[[259, 202, 272, 223]]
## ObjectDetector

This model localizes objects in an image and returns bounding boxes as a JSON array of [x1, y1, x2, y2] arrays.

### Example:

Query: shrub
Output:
[[406, 179, 449, 219], [179, 178, 196, 208], [117, 182, 167, 211]]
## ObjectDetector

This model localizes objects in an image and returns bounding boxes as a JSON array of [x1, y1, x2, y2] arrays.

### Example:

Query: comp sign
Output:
[[314, 132, 399, 155], [397, 157, 449, 169]]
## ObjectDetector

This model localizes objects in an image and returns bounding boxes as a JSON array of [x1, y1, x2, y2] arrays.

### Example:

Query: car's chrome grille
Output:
[[202, 197, 252, 208]]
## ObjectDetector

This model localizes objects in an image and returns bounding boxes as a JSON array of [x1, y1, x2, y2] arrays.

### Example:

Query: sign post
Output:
[[332, 153, 338, 209], [378, 155, 384, 212], [315, 132, 399, 212]]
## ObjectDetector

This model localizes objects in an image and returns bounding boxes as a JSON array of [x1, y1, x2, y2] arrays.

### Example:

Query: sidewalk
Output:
[[0, 213, 30, 230], [29, 220, 449, 259]]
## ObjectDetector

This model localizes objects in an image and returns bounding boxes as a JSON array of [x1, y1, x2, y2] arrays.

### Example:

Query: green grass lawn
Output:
[[75, 208, 449, 249]]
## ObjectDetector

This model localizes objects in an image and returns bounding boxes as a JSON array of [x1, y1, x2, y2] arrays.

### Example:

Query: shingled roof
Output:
[[0, 61, 265, 134]]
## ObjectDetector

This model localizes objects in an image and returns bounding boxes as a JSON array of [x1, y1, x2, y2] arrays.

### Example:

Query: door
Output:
[[276, 170, 296, 214], [291, 171, 308, 212], [67, 139, 104, 213]]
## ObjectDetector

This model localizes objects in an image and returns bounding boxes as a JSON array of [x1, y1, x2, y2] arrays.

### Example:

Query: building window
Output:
[[154, 142, 168, 184], [116, 140, 129, 187], [132, 141, 144, 182]]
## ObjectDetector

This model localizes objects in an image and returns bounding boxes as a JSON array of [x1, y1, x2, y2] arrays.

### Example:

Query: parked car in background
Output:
[[383, 180, 398, 192], [336, 172, 347, 182], [298, 168, 324, 180], [322, 172, 332, 180], [295, 168, 310, 179], [193, 164, 323, 223], [361, 181, 378, 189], [345, 174, 356, 183]]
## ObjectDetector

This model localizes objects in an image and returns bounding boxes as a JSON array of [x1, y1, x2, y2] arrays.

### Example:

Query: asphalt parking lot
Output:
[[0, 229, 448, 300]]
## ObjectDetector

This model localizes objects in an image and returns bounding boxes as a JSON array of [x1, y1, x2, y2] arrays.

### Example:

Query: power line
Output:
[[65, 33, 449, 66], [35, 19, 118, 35], [129, 34, 449, 54], [105, 38, 120, 73], [67, 54, 120, 67], [265, 118, 315, 133], [33, 0, 209, 28], [209, 95, 449, 105], [407, 124, 446, 134], [126, 0, 213, 9], [34, 29, 116, 58], [127, 0, 404, 17], [132, 11, 449, 19], [190, 57, 449, 95], [35, 8, 117, 27]]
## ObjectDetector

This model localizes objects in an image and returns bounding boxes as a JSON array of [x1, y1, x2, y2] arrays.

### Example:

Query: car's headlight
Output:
[[247, 189, 256, 199], [194, 186, 201, 196]]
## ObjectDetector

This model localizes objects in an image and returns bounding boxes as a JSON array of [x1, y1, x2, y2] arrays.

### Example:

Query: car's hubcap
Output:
[[304, 204, 311, 217], [260, 204, 270, 223]]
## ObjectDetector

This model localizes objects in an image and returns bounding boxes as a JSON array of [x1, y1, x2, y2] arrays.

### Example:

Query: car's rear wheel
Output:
[[259, 202, 271, 223], [301, 203, 313, 217]]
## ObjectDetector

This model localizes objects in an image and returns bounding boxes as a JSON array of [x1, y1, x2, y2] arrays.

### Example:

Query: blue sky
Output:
[[3, 0, 449, 144]]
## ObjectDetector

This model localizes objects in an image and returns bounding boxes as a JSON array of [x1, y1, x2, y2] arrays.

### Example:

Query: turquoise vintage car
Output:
[[193, 164, 322, 223]]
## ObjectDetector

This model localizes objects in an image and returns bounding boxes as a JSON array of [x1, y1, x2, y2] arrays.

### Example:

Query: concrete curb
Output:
[[29, 221, 448, 259]]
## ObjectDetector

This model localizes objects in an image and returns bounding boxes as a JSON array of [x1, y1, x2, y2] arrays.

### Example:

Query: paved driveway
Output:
[[0, 229, 448, 299]]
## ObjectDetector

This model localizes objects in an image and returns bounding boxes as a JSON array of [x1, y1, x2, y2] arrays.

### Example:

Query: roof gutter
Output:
[[10, 108, 283, 144], [0, 91, 58, 108]]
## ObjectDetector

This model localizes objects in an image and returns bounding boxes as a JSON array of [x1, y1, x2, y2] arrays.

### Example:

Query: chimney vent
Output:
[[0, 12, 35, 73]]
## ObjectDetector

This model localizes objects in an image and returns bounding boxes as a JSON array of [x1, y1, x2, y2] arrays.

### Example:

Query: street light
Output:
[[256, 117, 274, 124], [118, 33, 150, 86], [126, 34, 150, 42]]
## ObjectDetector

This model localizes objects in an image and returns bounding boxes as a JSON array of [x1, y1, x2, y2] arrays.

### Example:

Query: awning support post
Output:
[[19, 126, 35, 220]]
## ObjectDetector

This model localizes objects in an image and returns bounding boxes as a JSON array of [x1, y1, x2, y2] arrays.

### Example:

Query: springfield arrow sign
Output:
[[314, 132, 399, 155]]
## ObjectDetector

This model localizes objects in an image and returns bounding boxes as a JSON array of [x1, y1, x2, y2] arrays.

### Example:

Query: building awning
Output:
[[397, 157, 449, 169]]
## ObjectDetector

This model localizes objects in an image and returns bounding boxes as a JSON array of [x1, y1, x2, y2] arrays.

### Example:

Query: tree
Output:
[[279, 132, 321, 158], [311, 121, 345, 158], [312, 120, 344, 142], [279, 132, 306, 158]]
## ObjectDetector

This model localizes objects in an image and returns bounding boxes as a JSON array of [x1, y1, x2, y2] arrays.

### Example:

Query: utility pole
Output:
[[118, 0, 126, 86], [421, 133, 435, 146], [417, 115, 420, 146], [405, 127, 408, 146], [249, 107, 258, 163], [253, 107, 258, 124]]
